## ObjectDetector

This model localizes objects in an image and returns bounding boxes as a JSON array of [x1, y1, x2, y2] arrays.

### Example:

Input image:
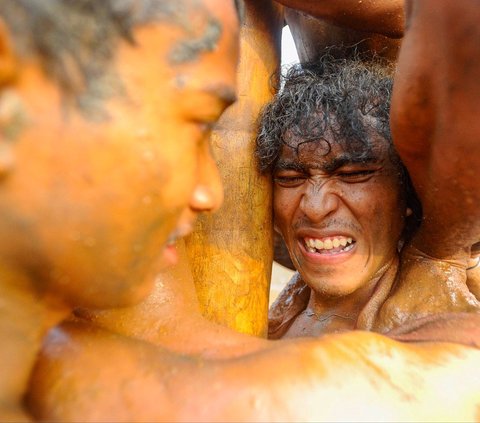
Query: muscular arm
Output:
[[391, 1, 480, 261], [275, 0, 404, 38], [28, 326, 480, 421], [373, 1, 480, 330]]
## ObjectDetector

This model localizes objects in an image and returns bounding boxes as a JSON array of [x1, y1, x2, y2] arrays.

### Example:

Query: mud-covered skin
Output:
[[374, 245, 480, 332], [30, 242, 480, 421], [372, 0, 480, 329], [29, 245, 480, 421], [270, 250, 480, 339], [284, 9, 402, 65], [271, 139, 405, 335], [271, 0, 480, 337], [263, 58, 408, 337], [0, 0, 237, 419], [16, 0, 480, 421], [29, 322, 480, 422]]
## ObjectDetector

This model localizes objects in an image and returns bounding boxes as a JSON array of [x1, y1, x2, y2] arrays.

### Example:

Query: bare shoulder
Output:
[[27, 323, 480, 421], [194, 332, 480, 421], [310, 332, 480, 421], [27, 320, 179, 421]]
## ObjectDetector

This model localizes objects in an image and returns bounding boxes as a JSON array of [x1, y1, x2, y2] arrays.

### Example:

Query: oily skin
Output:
[[24, 1, 480, 421], [30, 321, 480, 422], [373, 0, 480, 330], [271, 0, 480, 334], [0, 5, 237, 309], [275, 0, 405, 38], [0, 0, 238, 418]]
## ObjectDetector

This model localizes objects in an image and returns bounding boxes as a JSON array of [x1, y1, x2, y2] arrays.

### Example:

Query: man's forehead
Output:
[[167, 3, 223, 65], [279, 133, 389, 166]]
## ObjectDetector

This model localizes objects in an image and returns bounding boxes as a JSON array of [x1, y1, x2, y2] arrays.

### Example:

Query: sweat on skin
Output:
[[257, 59, 416, 338]]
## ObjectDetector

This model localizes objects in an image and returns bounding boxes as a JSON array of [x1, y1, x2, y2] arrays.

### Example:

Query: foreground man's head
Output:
[[0, 0, 239, 308], [258, 58, 419, 299]]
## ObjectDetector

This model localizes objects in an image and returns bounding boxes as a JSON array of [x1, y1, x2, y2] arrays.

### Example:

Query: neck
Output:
[[306, 289, 371, 334], [75, 240, 203, 344], [0, 261, 70, 419], [307, 256, 399, 333], [75, 240, 269, 358]]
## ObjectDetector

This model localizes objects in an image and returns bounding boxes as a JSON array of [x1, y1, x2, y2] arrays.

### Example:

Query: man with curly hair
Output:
[[258, 56, 425, 338], [259, 53, 480, 339]]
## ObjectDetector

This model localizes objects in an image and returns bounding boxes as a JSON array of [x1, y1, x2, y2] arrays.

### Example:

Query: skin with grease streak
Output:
[[1, 0, 479, 421], [0, 0, 234, 418], [373, 0, 480, 331]]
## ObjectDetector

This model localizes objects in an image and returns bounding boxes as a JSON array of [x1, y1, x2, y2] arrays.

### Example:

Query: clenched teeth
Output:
[[305, 236, 354, 253]]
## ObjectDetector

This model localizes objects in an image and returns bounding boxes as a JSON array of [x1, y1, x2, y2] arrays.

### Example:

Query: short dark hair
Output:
[[256, 55, 422, 239], [0, 0, 224, 120]]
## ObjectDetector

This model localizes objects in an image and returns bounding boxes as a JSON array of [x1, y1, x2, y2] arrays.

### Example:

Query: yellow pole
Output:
[[185, 0, 283, 337]]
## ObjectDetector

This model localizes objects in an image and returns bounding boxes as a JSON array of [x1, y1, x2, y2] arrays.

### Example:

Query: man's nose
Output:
[[299, 179, 340, 222], [189, 148, 224, 213]]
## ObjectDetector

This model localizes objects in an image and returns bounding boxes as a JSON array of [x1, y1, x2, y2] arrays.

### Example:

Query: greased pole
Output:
[[185, 0, 283, 336]]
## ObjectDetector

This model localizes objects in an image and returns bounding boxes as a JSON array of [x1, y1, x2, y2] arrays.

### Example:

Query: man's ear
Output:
[[0, 18, 17, 87]]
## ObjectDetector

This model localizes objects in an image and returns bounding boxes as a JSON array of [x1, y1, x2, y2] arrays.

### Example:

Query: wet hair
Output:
[[256, 55, 422, 239], [256, 55, 396, 171], [0, 0, 225, 120]]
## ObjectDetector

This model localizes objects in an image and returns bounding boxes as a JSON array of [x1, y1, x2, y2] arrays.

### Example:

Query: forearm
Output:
[[391, 0, 480, 260], [275, 0, 404, 38], [29, 325, 480, 421], [192, 332, 480, 421]]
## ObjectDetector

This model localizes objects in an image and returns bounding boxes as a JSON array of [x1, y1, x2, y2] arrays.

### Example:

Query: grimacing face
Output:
[[0, 0, 239, 308], [273, 125, 406, 298]]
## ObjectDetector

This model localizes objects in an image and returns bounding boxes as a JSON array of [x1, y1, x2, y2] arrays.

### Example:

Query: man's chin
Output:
[[303, 275, 362, 298]]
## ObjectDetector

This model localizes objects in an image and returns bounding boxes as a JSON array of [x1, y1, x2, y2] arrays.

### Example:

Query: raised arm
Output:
[[28, 327, 480, 421], [390, 0, 480, 262], [374, 0, 480, 330], [275, 0, 404, 38]]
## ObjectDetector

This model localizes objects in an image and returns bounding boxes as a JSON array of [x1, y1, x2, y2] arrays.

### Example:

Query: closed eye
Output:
[[274, 174, 307, 187], [337, 169, 376, 182]]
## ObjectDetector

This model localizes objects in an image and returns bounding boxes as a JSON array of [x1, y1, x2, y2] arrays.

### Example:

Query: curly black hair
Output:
[[256, 55, 396, 172], [256, 55, 422, 240]]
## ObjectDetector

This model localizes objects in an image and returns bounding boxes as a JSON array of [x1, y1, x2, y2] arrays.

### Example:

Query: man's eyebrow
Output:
[[322, 154, 379, 172], [274, 160, 306, 172]]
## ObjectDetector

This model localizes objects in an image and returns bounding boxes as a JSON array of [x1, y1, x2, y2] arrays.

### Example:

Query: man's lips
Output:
[[304, 235, 355, 254], [166, 223, 194, 246], [161, 223, 194, 267], [296, 231, 357, 262]]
